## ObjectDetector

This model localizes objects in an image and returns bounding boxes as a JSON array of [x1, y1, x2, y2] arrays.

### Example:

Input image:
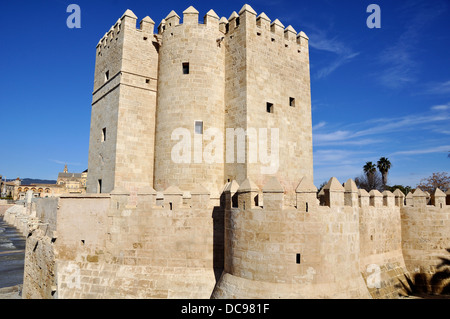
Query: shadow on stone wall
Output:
[[212, 206, 224, 282], [402, 248, 450, 297]]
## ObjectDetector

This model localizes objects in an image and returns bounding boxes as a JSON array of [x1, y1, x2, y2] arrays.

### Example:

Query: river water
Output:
[[0, 216, 25, 289]]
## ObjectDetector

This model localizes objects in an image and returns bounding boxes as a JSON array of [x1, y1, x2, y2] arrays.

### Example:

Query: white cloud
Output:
[[390, 145, 450, 156], [427, 81, 450, 95], [431, 103, 450, 111], [312, 121, 326, 131], [375, 1, 447, 89], [308, 29, 359, 79]]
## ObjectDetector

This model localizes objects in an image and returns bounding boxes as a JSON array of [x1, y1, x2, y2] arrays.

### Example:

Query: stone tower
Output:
[[87, 4, 313, 201], [153, 7, 226, 195], [223, 5, 313, 204], [87, 10, 158, 194]]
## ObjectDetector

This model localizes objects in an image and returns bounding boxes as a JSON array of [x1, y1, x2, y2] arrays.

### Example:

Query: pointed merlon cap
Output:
[[228, 11, 239, 21], [137, 186, 156, 195], [262, 177, 284, 193], [434, 188, 446, 197], [271, 19, 285, 29], [296, 177, 318, 193], [165, 10, 180, 20], [121, 9, 137, 20], [285, 25, 297, 34], [406, 191, 413, 198], [382, 190, 394, 197], [298, 31, 309, 40], [183, 6, 199, 14], [323, 177, 344, 192], [344, 179, 358, 193], [205, 9, 219, 19], [369, 189, 382, 197], [393, 189, 405, 197], [224, 180, 240, 193], [257, 12, 271, 22], [413, 187, 427, 197], [141, 16, 155, 24], [191, 184, 210, 195], [219, 17, 228, 24], [359, 189, 369, 197], [163, 185, 183, 195], [239, 4, 257, 15], [237, 178, 259, 193], [446, 189, 450, 195]]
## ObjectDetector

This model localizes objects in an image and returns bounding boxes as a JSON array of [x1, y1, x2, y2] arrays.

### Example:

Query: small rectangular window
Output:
[[105, 70, 110, 81], [101, 127, 106, 142], [182, 62, 190, 74], [289, 97, 295, 107], [98, 179, 102, 194], [266, 102, 274, 113], [195, 121, 203, 134], [296, 253, 301, 264]]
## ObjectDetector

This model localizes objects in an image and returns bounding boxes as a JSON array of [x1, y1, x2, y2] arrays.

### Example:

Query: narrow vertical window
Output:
[[266, 102, 274, 113], [195, 121, 203, 134], [98, 179, 102, 194], [296, 253, 301, 264], [101, 127, 106, 142], [182, 62, 190, 74], [105, 70, 110, 82], [290, 97, 296, 107]]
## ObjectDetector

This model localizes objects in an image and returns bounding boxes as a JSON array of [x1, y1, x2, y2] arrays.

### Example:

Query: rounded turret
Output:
[[154, 7, 225, 195]]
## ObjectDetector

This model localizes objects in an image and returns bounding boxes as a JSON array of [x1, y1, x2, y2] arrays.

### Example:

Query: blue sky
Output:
[[0, 0, 449, 188]]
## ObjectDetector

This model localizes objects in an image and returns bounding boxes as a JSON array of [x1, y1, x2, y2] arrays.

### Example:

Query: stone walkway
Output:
[[0, 217, 25, 299]]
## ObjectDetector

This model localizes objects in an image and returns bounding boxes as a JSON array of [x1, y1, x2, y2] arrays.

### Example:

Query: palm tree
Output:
[[377, 157, 392, 187], [363, 162, 376, 178]]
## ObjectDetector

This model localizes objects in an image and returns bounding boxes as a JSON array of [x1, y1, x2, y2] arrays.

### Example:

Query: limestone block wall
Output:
[[223, 9, 250, 186], [400, 193, 450, 295], [223, 7, 313, 206], [87, 10, 158, 194], [212, 177, 371, 299], [15, 179, 450, 299], [359, 205, 410, 299], [154, 8, 226, 196], [23, 186, 223, 299]]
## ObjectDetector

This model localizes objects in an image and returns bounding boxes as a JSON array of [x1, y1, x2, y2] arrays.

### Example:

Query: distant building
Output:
[[57, 164, 88, 191], [0, 165, 87, 200]]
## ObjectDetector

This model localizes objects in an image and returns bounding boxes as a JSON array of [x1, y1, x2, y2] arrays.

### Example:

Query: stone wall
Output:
[[87, 10, 158, 195], [401, 201, 450, 295], [154, 7, 226, 195], [212, 177, 410, 299], [20, 186, 223, 299], [6, 178, 449, 299]]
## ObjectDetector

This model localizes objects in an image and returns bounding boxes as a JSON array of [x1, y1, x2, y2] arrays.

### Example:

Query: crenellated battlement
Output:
[[219, 176, 449, 212], [96, 9, 158, 57], [96, 4, 309, 53]]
